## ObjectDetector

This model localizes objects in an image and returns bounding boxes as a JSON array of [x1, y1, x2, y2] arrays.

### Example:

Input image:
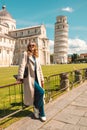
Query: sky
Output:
[[1, 0, 87, 55]]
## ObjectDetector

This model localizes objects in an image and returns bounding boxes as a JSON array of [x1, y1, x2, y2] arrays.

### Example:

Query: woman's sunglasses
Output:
[[29, 44, 35, 47]]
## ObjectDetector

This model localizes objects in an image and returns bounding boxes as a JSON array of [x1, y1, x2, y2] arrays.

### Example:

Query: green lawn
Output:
[[0, 64, 87, 86], [0, 66, 18, 86], [42, 63, 87, 76]]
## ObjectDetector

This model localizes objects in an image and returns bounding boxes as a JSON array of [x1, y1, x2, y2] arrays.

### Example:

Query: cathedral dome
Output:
[[0, 5, 16, 31], [0, 5, 13, 19]]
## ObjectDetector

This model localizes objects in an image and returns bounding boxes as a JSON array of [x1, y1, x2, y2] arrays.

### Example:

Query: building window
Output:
[[35, 29, 37, 33], [37, 29, 41, 34], [33, 39, 35, 42], [7, 50, 9, 54], [43, 40, 45, 47], [21, 40, 23, 45], [20, 32, 23, 35], [25, 40, 27, 44], [28, 30, 30, 34], [12, 25, 15, 29]]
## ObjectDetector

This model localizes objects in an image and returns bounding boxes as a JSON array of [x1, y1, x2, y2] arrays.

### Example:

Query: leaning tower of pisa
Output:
[[54, 16, 68, 64]]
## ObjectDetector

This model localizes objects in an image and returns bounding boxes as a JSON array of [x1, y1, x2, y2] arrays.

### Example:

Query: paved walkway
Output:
[[5, 81, 87, 130]]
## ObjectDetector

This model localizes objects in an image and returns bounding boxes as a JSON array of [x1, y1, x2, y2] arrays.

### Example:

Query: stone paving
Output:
[[5, 81, 87, 130]]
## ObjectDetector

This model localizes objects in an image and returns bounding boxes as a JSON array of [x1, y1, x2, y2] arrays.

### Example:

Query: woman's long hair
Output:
[[27, 41, 38, 57]]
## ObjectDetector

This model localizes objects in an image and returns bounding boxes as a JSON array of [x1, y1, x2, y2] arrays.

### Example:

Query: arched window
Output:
[[3, 23, 9, 28]]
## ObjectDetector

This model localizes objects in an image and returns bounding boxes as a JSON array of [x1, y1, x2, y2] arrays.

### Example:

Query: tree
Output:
[[71, 53, 79, 63], [50, 54, 54, 64]]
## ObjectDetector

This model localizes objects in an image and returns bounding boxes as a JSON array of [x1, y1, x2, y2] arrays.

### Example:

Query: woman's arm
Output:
[[37, 58, 44, 87]]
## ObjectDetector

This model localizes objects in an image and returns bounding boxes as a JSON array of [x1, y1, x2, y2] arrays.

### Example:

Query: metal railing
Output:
[[44, 68, 87, 102], [0, 83, 23, 122], [0, 68, 87, 122]]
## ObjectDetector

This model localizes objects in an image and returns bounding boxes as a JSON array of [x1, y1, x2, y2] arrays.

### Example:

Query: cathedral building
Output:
[[0, 5, 50, 66]]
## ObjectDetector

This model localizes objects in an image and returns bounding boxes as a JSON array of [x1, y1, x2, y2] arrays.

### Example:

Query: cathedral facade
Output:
[[0, 5, 50, 66]]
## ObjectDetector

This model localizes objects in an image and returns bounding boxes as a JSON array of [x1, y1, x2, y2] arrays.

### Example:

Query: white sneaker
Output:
[[34, 107, 39, 119], [40, 116, 46, 122]]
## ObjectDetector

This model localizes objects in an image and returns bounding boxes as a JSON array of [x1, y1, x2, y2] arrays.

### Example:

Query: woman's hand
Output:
[[16, 79, 23, 84], [41, 81, 44, 88]]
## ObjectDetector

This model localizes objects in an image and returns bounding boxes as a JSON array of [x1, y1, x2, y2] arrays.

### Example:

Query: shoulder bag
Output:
[[23, 56, 29, 78]]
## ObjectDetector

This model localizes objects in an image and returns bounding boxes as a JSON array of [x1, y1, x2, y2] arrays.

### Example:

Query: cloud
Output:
[[49, 38, 87, 55], [49, 40, 54, 54], [61, 7, 74, 12], [68, 38, 87, 54]]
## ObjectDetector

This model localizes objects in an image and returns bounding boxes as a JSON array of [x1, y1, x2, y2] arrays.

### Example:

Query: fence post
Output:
[[85, 69, 87, 79], [75, 70, 82, 83], [60, 73, 69, 91]]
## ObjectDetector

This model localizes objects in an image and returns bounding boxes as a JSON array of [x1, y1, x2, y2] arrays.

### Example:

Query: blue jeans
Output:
[[34, 81, 45, 117]]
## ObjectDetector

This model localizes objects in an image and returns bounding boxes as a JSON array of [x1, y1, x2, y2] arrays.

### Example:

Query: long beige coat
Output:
[[18, 51, 44, 106]]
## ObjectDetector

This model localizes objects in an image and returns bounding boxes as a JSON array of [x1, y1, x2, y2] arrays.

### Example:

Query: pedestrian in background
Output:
[[17, 40, 46, 122]]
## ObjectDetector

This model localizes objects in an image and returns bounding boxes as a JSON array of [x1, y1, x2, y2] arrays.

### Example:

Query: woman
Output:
[[17, 41, 46, 122]]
